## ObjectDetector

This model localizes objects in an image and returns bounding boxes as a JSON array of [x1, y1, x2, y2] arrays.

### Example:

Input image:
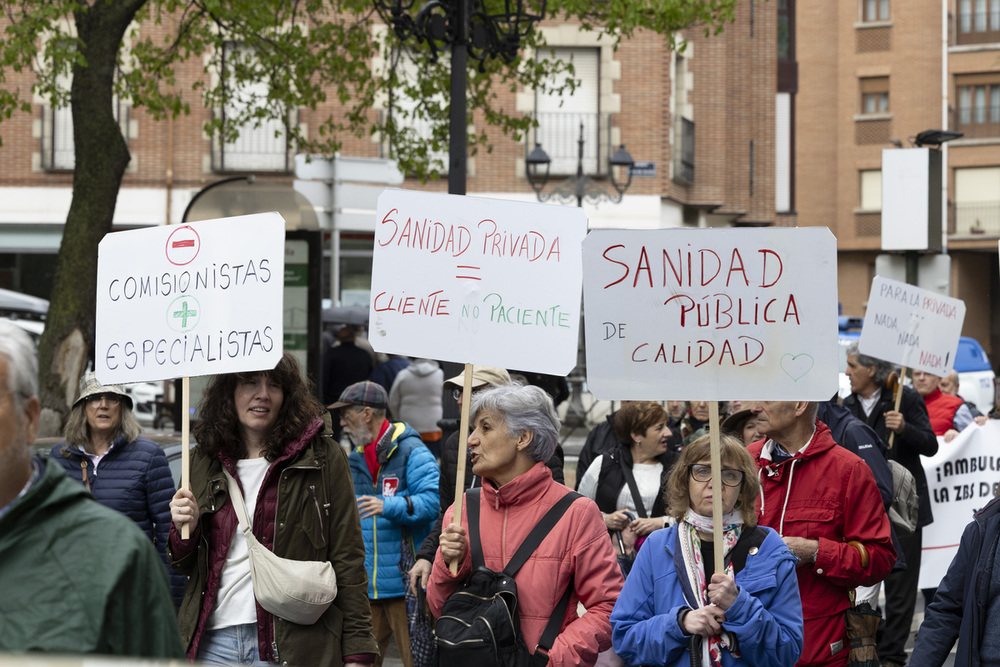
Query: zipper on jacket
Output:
[[309, 485, 325, 524]]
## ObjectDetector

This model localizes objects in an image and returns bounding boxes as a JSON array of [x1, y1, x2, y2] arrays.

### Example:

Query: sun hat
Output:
[[74, 371, 133, 410], [443, 366, 511, 390], [327, 380, 388, 410]]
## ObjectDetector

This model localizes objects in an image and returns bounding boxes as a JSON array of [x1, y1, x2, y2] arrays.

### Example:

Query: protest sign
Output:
[[95, 212, 286, 384], [859, 276, 966, 376], [581, 227, 839, 400], [369, 189, 587, 375], [919, 420, 1000, 590]]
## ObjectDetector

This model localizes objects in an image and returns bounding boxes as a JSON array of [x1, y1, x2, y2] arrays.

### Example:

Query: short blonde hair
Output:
[[664, 433, 759, 526]]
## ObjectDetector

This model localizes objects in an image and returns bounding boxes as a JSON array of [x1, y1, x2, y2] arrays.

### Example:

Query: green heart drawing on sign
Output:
[[781, 353, 814, 381]]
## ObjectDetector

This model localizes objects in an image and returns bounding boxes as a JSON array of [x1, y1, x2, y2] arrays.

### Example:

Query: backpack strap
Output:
[[503, 491, 582, 577], [466, 487, 485, 570], [725, 526, 768, 574], [616, 453, 648, 519], [531, 576, 575, 664]]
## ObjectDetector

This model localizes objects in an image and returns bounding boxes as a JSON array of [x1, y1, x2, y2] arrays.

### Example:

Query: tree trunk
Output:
[[36, 0, 146, 436]]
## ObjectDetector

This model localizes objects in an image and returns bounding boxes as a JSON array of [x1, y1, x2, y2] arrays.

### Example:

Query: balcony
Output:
[[211, 110, 296, 173], [956, 8, 1000, 45], [951, 201, 1000, 237], [953, 107, 1000, 140], [674, 117, 695, 185], [40, 103, 130, 172], [528, 112, 612, 176]]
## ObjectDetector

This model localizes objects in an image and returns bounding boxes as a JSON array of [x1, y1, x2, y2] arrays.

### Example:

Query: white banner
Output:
[[95, 213, 286, 383], [919, 420, 1000, 589], [369, 189, 587, 375], [859, 276, 966, 376], [581, 227, 839, 400]]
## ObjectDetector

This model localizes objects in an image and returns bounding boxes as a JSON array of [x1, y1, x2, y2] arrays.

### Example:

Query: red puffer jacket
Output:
[[427, 462, 624, 667], [749, 420, 895, 667]]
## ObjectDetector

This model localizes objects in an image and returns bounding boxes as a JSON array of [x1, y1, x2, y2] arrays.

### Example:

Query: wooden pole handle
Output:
[[449, 364, 475, 575]]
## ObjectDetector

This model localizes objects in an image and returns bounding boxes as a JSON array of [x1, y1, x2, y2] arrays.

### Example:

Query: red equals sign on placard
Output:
[[456, 265, 481, 281]]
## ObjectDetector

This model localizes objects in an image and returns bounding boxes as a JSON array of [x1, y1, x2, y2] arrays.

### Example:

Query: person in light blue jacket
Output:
[[611, 434, 803, 667]]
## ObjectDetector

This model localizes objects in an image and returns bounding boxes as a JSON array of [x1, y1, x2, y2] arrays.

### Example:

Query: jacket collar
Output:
[[483, 461, 552, 508], [757, 419, 835, 480]]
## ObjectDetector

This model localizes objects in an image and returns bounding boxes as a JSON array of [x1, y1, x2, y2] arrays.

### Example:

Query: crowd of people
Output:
[[1, 315, 997, 667]]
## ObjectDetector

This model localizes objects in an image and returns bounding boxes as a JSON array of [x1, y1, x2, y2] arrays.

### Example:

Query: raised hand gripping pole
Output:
[[449, 364, 475, 575], [888, 366, 907, 450]]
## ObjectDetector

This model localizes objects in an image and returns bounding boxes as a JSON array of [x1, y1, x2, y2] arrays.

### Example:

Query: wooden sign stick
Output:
[[709, 400, 725, 575], [449, 364, 475, 574], [181, 376, 191, 540], [888, 366, 907, 450]]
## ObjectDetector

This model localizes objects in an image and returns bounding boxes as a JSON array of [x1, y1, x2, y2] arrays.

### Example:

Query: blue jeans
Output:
[[198, 623, 274, 665]]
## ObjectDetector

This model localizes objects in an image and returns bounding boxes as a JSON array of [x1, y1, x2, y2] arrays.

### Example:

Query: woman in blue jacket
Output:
[[611, 434, 803, 667], [52, 372, 184, 605]]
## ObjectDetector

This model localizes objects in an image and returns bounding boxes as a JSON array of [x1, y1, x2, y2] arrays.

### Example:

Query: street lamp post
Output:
[[374, 0, 547, 195], [525, 122, 635, 427]]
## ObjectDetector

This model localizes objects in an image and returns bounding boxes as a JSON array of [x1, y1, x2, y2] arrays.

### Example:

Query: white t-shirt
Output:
[[577, 455, 663, 516], [208, 457, 270, 630]]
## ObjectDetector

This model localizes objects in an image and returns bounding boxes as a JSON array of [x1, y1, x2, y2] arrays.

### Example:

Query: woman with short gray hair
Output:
[[428, 383, 624, 666]]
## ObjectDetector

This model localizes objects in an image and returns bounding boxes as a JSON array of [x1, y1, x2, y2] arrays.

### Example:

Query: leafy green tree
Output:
[[0, 0, 737, 432]]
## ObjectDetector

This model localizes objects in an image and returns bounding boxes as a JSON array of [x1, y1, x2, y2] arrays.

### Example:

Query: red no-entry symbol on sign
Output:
[[165, 226, 201, 266]]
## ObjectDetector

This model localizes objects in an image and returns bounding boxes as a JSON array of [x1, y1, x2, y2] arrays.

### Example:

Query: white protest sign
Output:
[[95, 212, 286, 383], [859, 276, 966, 375], [369, 189, 586, 375], [582, 227, 839, 400], [919, 421, 1000, 590]]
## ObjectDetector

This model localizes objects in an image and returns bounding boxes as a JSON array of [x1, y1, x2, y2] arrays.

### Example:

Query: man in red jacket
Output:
[[750, 400, 896, 667], [912, 369, 984, 442]]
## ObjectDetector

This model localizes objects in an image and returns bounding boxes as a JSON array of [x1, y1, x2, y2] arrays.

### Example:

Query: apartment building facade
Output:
[[786, 0, 1000, 355], [0, 3, 776, 314]]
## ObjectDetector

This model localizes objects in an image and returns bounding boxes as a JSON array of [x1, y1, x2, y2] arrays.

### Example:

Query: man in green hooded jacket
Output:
[[0, 320, 183, 658]]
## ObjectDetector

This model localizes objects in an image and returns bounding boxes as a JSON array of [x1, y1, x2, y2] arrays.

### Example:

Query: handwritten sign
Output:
[[859, 276, 966, 375], [582, 228, 839, 400], [919, 421, 1000, 590], [95, 213, 286, 383], [369, 189, 586, 375]]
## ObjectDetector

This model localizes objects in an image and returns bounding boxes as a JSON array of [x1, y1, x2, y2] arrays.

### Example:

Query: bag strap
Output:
[[725, 526, 768, 574], [616, 452, 647, 519], [532, 576, 574, 663], [466, 487, 484, 570], [503, 491, 582, 577], [221, 468, 253, 532]]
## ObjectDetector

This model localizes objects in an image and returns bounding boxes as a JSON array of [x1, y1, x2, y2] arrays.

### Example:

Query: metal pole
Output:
[[448, 0, 468, 196]]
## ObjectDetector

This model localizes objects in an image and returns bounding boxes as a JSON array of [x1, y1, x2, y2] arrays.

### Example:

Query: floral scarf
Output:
[[679, 508, 744, 667]]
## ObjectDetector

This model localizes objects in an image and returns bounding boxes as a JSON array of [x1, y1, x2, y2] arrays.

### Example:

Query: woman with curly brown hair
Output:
[[168, 353, 378, 666]]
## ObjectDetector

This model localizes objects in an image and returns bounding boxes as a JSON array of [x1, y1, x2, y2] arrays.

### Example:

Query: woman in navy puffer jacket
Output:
[[52, 372, 184, 606]]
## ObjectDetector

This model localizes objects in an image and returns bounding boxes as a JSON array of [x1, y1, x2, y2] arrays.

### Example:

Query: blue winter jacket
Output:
[[611, 523, 803, 667], [910, 496, 1000, 667], [349, 420, 439, 600], [51, 435, 185, 606]]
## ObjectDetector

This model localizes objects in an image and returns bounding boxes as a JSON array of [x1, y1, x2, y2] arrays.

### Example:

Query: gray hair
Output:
[[0, 320, 38, 410], [846, 341, 896, 387], [61, 400, 142, 454], [471, 383, 559, 463]]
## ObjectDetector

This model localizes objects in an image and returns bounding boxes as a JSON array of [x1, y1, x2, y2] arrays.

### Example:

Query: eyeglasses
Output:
[[86, 393, 121, 406], [688, 463, 744, 488]]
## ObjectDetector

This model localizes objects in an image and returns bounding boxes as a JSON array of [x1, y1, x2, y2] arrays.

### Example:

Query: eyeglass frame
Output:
[[687, 463, 745, 488], [86, 392, 122, 406]]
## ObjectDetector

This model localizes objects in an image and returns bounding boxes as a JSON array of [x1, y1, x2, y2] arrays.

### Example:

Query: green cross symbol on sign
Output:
[[172, 301, 198, 328]]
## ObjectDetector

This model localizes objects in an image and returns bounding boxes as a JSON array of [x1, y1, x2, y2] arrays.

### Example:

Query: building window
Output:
[[956, 74, 1000, 138], [212, 41, 294, 173], [954, 167, 1000, 235], [860, 77, 889, 114], [958, 0, 1000, 44], [859, 170, 882, 211], [862, 0, 889, 22], [533, 47, 601, 175]]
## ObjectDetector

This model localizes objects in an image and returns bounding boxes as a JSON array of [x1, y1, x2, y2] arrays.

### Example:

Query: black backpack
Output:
[[434, 488, 581, 667]]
